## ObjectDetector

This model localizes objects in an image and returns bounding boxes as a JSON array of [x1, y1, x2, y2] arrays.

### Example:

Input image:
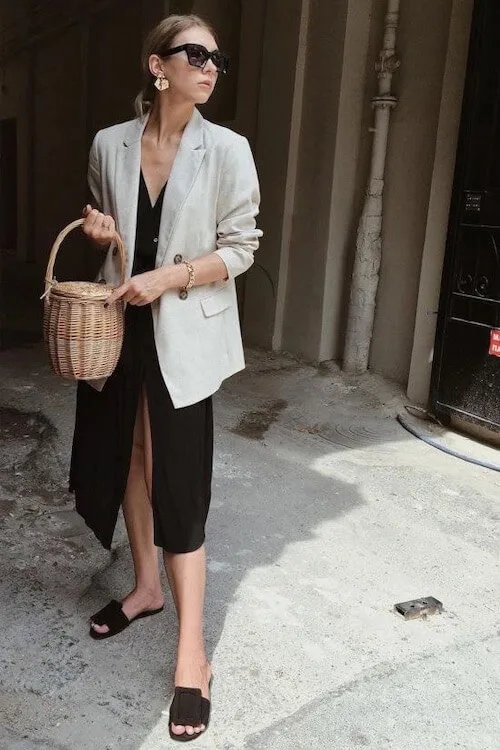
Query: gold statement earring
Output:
[[154, 75, 169, 91]]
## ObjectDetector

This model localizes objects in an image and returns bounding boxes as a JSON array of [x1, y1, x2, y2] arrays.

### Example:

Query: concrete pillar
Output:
[[277, 0, 372, 362], [319, 0, 373, 362], [368, 0, 454, 383], [407, 0, 474, 405], [233, 0, 266, 145], [242, 0, 307, 349]]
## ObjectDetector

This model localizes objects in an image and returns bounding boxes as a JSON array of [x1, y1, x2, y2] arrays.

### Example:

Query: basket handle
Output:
[[44, 218, 127, 297]]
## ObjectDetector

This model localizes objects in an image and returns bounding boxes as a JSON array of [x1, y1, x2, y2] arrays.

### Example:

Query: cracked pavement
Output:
[[0, 344, 499, 749]]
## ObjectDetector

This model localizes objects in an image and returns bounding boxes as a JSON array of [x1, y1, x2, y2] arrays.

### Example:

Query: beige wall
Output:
[[280, 0, 349, 360], [232, 0, 266, 145], [285, 0, 373, 363], [241, 0, 469, 398], [242, 0, 305, 349], [369, 0, 454, 383], [407, 0, 474, 404], [0, 0, 473, 404]]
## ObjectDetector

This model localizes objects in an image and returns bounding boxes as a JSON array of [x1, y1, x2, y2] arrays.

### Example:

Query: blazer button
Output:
[[174, 254, 183, 264], [153, 237, 158, 243]]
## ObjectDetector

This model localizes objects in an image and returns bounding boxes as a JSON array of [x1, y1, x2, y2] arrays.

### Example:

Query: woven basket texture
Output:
[[43, 219, 126, 380]]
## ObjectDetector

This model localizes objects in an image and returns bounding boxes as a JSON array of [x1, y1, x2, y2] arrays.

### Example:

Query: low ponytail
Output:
[[134, 78, 156, 118]]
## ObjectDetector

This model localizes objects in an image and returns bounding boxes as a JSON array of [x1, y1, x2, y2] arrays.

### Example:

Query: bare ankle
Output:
[[176, 651, 210, 670], [134, 581, 162, 595]]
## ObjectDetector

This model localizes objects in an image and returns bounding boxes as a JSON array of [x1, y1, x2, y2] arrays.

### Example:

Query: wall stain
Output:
[[232, 399, 288, 441]]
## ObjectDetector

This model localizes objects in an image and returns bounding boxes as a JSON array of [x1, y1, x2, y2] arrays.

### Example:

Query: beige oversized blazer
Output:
[[88, 108, 262, 408]]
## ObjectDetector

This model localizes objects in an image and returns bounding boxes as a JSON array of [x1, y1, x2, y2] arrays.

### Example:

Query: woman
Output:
[[69, 14, 261, 742]]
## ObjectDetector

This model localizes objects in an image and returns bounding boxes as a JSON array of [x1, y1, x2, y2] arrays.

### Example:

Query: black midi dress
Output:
[[69, 172, 213, 553]]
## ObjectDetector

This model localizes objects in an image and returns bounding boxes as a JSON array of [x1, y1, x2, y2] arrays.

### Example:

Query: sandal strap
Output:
[[91, 599, 128, 630], [169, 687, 204, 727], [200, 697, 211, 726]]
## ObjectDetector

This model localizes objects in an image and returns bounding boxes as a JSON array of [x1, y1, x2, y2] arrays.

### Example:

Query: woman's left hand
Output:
[[106, 268, 171, 306]]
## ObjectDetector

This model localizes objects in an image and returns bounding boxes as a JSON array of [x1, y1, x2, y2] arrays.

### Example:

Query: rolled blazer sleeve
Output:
[[215, 136, 263, 280], [87, 132, 103, 211]]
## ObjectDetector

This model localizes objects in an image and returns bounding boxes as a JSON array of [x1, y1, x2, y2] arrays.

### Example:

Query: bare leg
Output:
[[91, 389, 163, 635], [113, 391, 210, 736], [165, 546, 212, 737], [142, 390, 180, 615]]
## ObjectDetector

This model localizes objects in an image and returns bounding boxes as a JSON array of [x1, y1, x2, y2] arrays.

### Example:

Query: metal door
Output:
[[431, 0, 500, 432]]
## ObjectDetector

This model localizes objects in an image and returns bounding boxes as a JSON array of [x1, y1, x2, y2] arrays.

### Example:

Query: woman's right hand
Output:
[[82, 204, 115, 246]]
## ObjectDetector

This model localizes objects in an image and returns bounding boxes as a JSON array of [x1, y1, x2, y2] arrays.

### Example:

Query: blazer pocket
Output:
[[200, 287, 233, 317]]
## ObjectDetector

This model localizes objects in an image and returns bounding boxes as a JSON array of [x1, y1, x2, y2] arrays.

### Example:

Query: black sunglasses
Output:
[[160, 43, 229, 75]]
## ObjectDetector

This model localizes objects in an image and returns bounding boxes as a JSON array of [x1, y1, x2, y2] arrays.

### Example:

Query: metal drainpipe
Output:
[[343, 0, 401, 373]]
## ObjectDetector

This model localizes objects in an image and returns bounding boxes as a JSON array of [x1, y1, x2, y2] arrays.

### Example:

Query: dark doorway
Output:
[[431, 0, 500, 432], [0, 117, 41, 350], [0, 118, 17, 252]]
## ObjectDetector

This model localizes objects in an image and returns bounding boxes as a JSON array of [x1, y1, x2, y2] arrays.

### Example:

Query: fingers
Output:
[[105, 284, 127, 306], [105, 280, 153, 307], [105, 284, 142, 306], [82, 207, 115, 246]]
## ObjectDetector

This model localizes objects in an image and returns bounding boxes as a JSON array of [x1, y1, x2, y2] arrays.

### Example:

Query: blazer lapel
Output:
[[113, 109, 206, 275], [155, 108, 206, 267], [115, 116, 148, 279]]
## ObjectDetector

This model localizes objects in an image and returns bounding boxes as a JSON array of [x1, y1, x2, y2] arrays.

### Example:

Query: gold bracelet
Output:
[[179, 261, 195, 300]]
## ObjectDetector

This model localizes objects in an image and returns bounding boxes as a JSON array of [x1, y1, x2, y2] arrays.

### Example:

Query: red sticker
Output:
[[489, 329, 500, 357]]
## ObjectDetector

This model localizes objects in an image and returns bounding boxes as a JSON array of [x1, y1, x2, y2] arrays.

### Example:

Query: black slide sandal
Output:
[[168, 679, 213, 742], [89, 599, 164, 640]]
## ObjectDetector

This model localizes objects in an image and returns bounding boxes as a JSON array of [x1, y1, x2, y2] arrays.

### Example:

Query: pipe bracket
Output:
[[371, 94, 398, 110]]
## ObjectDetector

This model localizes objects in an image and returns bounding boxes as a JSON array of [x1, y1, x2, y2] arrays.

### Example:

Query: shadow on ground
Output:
[[1, 346, 498, 750]]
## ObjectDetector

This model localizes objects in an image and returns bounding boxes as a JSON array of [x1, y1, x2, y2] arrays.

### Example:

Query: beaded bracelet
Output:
[[179, 260, 195, 300]]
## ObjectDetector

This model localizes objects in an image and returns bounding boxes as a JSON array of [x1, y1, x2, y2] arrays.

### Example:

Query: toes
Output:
[[171, 724, 204, 737], [171, 724, 187, 736], [90, 622, 109, 634]]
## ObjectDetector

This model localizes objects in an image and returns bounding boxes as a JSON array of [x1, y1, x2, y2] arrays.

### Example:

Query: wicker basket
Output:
[[43, 218, 126, 381]]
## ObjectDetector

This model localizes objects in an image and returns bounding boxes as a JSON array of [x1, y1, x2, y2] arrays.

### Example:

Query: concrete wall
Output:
[[33, 26, 86, 277], [280, 0, 349, 360], [0, 1, 159, 280], [242, 0, 305, 349], [368, 0, 454, 384], [241, 0, 469, 397], [0, 0, 473, 403], [407, 0, 474, 404], [189, 0, 241, 125], [87, 2, 144, 135], [0, 0, 164, 342], [281, 0, 373, 362]]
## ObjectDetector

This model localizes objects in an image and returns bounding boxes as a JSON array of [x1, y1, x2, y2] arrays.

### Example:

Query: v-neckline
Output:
[[140, 170, 167, 209]]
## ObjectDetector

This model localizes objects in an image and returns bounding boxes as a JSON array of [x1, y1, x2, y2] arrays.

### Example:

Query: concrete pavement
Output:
[[0, 344, 498, 749]]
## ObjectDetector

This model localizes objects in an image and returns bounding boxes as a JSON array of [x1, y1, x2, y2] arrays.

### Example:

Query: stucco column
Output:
[[407, 0, 474, 405], [275, 0, 372, 362], [242, 0, 307, 349]]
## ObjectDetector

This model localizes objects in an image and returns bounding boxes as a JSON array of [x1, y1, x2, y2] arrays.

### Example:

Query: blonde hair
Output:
[[134, 14, 218, 118]]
